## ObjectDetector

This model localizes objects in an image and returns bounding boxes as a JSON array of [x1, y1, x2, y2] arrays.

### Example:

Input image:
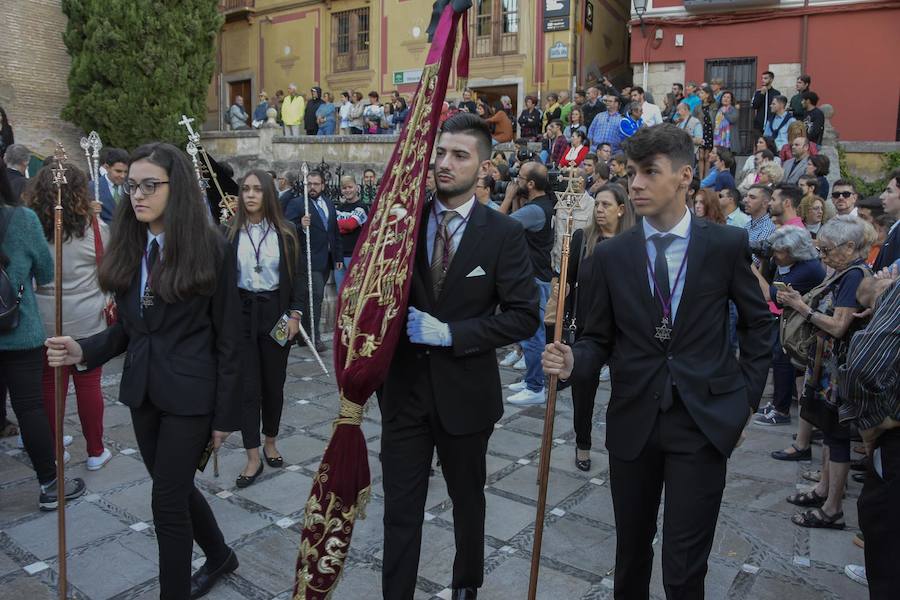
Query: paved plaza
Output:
[[0, 343, 869, 599]]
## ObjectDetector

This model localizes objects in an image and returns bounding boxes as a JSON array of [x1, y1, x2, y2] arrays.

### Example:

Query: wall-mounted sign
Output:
[[544, 0, 571, 32], [585, 1, 594, 32], [549, 41, 569, 60], [393, 69, 423, 85]]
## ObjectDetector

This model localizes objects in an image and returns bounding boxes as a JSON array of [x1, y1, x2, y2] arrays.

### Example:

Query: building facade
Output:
[[627, 0, 900, 148], [208, 0, 630, 127]]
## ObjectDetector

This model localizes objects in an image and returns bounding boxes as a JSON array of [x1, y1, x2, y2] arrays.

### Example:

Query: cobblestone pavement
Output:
[[0, 344, 869, 599]]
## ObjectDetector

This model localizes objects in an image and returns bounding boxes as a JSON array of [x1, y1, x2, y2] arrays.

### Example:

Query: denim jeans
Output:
[[521, 279, 551, 392], [333, 256, 353, 294]]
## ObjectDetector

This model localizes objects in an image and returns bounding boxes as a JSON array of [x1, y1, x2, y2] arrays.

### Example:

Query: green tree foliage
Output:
[[837, 146, 900, 198], [62, 0, 222, 149]]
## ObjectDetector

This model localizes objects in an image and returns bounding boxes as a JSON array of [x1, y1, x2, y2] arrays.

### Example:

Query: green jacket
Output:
[[0, 206, 54, 351]]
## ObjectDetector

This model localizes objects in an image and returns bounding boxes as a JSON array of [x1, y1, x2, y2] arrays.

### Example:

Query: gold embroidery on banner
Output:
[[294, 463, 372, 599], [338, 63, 440, 370]]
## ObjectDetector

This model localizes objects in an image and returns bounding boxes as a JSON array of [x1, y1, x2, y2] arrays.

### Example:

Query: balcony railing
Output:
[[219, 0, 254, 12]]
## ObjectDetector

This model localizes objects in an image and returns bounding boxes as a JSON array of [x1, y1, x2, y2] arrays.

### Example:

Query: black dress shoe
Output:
[[235, 460, 263, 488], [575, 450, 591, 472], [190, 548, 238, 599], [262, 448, 284, 468], [451, 587, 477, 600]]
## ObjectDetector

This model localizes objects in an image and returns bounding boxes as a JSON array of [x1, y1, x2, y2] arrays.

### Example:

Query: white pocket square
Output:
[[465, 266, 486, 278]]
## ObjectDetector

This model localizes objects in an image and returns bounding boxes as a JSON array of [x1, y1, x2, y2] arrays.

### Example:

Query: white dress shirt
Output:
[[426, 196, 475, 264], [237, 220, 280, 292], [642, 101, 664, 127], [643, 208, 692, 323]]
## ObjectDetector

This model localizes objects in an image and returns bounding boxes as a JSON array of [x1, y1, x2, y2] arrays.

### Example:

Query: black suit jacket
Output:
[[381, 201, 540, 436], [873, 223, 900, 272], [571, 217, 773, 460], [292, 196, 342, 273], [229, 226, 307, 314], [79, 236, 243, 432], [7, 168, 27, 202]]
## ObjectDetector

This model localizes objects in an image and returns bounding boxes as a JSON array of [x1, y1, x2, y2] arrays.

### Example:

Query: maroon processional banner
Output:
[[292, 3, 470, 598]]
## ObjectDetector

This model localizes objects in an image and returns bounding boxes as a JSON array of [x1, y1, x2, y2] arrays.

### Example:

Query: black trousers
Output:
[[300, 269, 327, 343], [572, 376, 601, 451], [859, 428, 900, 599], [608, 392, 727, 600], [131, 400, 229, 600], [0, 348, 55, 483], [238, 290, 291, 449], [380, 367, 492, 600]]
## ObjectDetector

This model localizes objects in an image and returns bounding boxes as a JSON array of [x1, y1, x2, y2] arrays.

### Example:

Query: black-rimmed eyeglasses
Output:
[[123, 180, 170, 196]]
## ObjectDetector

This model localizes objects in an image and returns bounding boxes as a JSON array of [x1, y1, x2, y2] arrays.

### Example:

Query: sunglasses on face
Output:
[[832, 191, 854, 199]]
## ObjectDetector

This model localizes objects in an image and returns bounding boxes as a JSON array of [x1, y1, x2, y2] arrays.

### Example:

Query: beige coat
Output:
[[36, 220, 110, 339]]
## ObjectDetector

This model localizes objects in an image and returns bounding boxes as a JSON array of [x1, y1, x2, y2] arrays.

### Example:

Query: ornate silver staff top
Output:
[[79, 131, 102, 201]]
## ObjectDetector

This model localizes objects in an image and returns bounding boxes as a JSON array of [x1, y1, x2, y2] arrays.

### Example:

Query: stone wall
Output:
[[0, 0, 83, 161]]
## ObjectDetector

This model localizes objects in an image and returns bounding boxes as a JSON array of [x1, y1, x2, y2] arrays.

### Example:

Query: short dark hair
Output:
[[363, 168, 376, 177], [749, 183, 773, 199], [717, 148, 735, 170], [594, 161, 610, 180], [307, 170, 325, 183], [547, 93, 559, 102], [632, 86, 645, 95], [799, 174, 818, 192], [798, 74, 811, 86], [599, 142, 612, 151], [105, 148, 129, 167], [810, 154, 830, 177], [758, 149, 775, 161], [774, 183, 803, 207], [773, 95, 788, 106], [368, 91, 379, 100], [584, 153, 598, 163], [440, 112, 492, 161], [549, 119, 564, 129], [720, 187, 741, 205], [763, 70, 775, 78], [832, 178, 856, 193], [673, 83, 684, 92], [622, 123, 695, 169], [891, 168, 900, 188], [611, 152, 627, 166], [575, 89, 587, 97], [801, 91, 819, 106]]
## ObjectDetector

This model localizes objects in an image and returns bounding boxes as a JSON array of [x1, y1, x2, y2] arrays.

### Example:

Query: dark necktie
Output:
[[430, 210, 458, 298], [147, 239, 159, 273], [652, 234, 677, 412], [143, 239, 160, 316], [651, 234, 675, 305]]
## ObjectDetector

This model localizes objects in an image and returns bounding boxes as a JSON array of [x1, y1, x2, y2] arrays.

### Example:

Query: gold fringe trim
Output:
[[456, 77, 468, 92]]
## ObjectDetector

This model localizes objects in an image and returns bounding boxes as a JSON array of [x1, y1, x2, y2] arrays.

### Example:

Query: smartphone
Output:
[[773, 282, 790, 293]]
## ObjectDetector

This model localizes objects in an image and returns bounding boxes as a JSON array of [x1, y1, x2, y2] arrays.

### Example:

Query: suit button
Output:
[[667, 355, 674, 360], [654, 393, 660, 399], [424, 349, 430, 356]]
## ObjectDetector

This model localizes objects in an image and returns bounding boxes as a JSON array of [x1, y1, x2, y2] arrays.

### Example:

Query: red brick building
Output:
[[627, 0, 900, 149]]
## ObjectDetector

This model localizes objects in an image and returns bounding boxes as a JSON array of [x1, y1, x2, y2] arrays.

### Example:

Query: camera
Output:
[[750, 239, 774, 260]]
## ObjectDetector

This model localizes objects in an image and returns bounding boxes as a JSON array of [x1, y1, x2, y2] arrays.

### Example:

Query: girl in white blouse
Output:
[[225, 170, 306, 488]]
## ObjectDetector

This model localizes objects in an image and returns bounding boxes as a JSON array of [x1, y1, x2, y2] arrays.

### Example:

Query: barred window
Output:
[[332, 8, 369, 73]]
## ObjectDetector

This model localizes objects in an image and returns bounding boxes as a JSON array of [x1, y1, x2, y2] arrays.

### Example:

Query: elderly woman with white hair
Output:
[[774, 216, 875, 530], [752, 226, 826, 427]]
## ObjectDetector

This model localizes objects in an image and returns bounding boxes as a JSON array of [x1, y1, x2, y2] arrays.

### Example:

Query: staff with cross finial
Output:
[[178, 114, 237, 223], [300, 162, 315, 347], [527, 165, 583, 600], [50, 143, 70, 600]]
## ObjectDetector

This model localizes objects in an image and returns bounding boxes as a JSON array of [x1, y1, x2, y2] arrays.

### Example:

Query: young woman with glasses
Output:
[[46, 143, 243, 599]]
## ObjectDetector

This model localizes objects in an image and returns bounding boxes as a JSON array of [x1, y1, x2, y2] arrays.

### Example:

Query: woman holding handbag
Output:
[[225, 170, 305, 488], [27, 163, 113, 470], [46, 143, 242, 599], [565, 183, 634, 470]]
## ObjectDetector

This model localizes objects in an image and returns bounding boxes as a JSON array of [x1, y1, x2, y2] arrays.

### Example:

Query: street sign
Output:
[[549, 41, 569, 60], [543, 0, 571, 32], [393, 69, 423, 85]]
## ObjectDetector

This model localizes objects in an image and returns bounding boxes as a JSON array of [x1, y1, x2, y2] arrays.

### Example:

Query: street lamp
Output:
[[633, 0, 648, 37]]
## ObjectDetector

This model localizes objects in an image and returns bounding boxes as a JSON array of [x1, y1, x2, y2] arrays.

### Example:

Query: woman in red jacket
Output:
[[561, 130, 589, 167]]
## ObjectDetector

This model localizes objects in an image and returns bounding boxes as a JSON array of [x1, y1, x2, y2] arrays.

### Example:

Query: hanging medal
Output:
[[142, 249, 155, 308], [246, 223, 272, 274], [646, 248, 688, 343]]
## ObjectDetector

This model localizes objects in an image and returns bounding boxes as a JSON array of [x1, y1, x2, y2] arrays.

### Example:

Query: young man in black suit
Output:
[[295, 170, 342, 351], [379, 113, 539, 600], [543, 124, 773, 599]]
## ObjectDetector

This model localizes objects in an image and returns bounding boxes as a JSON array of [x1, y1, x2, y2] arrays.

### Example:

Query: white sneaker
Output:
[[844, 564, 867, 586], [86, 448, 113, 471], [62, 450, 70, 464], [512, 357, 526, 370], [507, 388, 545, 406], [63, 435, 73, 447], [507, 381, 527, 392], [499, 350, 521, 367], [598, 365, 610, 382]]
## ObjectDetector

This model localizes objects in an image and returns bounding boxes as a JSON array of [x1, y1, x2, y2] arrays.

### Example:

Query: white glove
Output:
[[406, 307, 452, 347]]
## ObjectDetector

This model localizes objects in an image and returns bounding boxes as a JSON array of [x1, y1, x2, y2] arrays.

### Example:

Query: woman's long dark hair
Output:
[[99, 143, 222, 302], [23, 162, 93, 242], [581, 183, 634, 256], [226, 169, 299, 280]]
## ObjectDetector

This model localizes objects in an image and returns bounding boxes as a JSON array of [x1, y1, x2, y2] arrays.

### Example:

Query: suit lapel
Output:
[[438, 201, 486, 303], [625, 226, 663, 344], [669, 217, 708, 347], [124, 275, 149, 334]]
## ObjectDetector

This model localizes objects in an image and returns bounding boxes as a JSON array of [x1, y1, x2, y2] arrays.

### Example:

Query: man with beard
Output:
[[379, 113, 538, 599], [501, 160, 555, 405], [295, 170, 342, 351], [542, 124, 772, 599], [304, 86, 324, 135]]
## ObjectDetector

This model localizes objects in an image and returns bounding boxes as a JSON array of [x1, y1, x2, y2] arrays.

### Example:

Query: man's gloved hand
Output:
[[406, 307, 452, 347]]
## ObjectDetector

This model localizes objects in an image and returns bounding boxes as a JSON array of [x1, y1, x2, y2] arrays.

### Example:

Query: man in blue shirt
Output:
[[587, 96, 624, 153], [764, 96, 794, 149]]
